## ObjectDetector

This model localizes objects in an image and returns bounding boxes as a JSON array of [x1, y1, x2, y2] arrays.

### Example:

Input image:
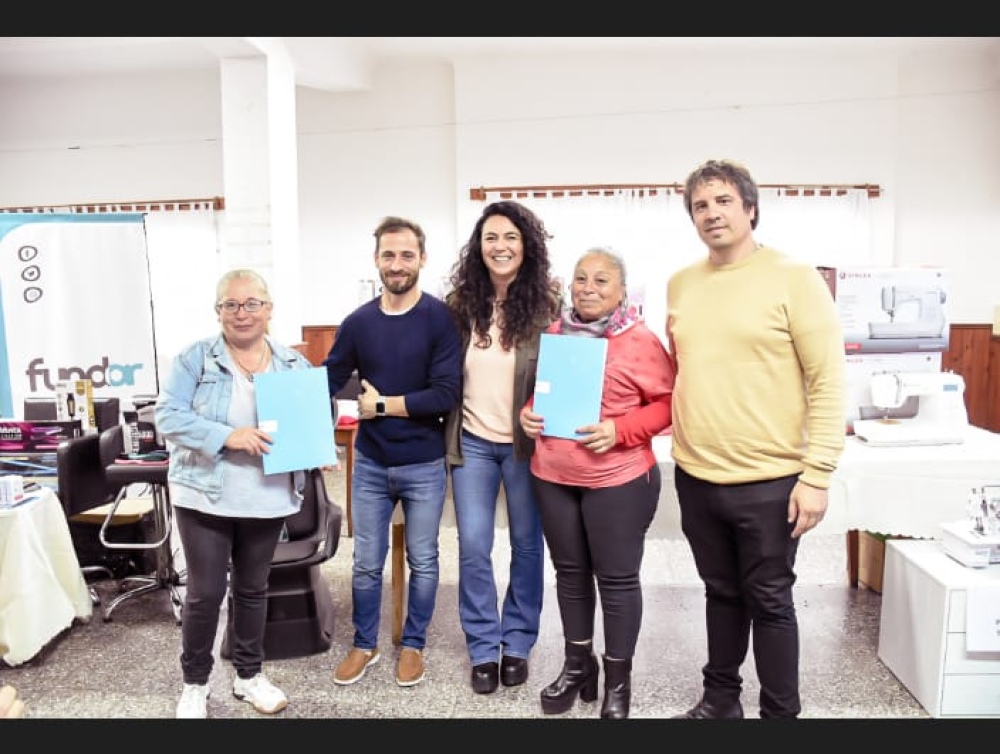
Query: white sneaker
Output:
[[176, 683, 209, 719], [232, 673, 288, 714]]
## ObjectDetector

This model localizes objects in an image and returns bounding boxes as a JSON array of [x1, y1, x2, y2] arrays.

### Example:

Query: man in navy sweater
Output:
[[325, 215, 462, 689]]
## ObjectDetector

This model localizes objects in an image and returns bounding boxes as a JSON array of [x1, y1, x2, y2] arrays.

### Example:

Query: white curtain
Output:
[[482, 187, 873, 340], [143, 209, 222, 388], [756, 188, 872, 268]]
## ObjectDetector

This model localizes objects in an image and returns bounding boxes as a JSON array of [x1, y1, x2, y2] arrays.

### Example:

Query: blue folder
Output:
[[255, 367, 337, 475], [533, 333, 608, 440]]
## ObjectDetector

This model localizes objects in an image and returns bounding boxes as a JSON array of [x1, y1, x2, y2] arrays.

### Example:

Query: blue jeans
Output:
[[451, 429, 544, 666], [351, 450, 447, 651]]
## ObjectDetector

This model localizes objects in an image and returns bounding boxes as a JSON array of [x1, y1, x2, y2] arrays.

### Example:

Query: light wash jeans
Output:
[[350, 450, 447, 651], [451, 429, 544, 666]]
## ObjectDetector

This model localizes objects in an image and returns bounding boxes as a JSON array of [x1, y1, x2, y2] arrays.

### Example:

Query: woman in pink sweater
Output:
[[519, 247, 675, 719]]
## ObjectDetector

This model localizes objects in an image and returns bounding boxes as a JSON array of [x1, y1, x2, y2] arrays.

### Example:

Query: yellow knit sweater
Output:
[[666, 246, 845, 489]]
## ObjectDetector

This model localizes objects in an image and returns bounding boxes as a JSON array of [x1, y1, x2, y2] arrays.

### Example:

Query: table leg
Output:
[[391, 521, 405, 645], [344, 441, 354, 538], [334, 426, 357, 538], [846, 529, 859, 588]]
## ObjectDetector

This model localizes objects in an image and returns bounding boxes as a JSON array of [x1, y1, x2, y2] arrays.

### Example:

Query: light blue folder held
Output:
[[534, 333, 608, 440], [255, 367, 337, 475]]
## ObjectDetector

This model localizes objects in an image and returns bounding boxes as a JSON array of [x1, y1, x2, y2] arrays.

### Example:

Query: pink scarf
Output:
[[557, 303, 642, 338]]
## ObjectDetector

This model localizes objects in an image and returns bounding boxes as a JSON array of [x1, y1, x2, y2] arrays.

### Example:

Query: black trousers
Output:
[[532, 465, 659, 660], [674, 465, 801, 718], [174, 506, 285, 684]]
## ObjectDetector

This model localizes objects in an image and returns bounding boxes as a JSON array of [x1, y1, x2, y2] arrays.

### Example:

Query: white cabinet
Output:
[[878, 539, 1000, 717]]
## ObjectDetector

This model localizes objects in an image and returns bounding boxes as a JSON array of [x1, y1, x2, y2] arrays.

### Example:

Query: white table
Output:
[[653, 426, 1000, 584], [0, 487, 92, 666], [653, 426, 1000, 537], [878, 539, 1000, 717]]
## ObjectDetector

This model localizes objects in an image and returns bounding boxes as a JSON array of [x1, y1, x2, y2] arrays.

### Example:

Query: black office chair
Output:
[[97, 424, 184, 623], [55, 434, 119, 605], [221, 467, 343, 660]]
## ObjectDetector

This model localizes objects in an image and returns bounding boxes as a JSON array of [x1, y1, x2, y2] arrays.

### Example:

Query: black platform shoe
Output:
[[471, 662, 499, 694], [500, 656, 528, 687], [600, 656, 631, 719], [540, 641, 599, 714]]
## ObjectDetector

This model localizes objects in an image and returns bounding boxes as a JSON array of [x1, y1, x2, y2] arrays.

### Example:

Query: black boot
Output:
[[600, 656, 631, 719], [540, 641, 599, 714]]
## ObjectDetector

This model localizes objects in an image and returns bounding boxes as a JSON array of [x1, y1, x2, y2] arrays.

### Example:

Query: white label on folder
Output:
[[535, 381, 551, 395], [258, 419, 278, 432]]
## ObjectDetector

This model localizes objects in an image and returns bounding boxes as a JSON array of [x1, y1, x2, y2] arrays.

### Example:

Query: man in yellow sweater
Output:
[[667, 159, 845, 719]]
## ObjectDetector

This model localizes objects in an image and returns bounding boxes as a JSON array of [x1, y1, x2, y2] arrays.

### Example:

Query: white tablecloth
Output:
[[653, 426, 1000, 540], [0, 487, 92, 666]]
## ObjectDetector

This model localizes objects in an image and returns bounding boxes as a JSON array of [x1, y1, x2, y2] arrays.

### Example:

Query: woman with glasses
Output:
[[155, 268, 314, 719]]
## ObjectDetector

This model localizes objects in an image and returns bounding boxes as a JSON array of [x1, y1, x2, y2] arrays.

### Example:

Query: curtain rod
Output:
[[470, 183, 882, 200], [0, 196, 226, 214]]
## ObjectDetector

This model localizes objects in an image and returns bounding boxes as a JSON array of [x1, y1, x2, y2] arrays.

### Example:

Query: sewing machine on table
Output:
[[852, 371, 968, 447], [868, 284, 948, 340]]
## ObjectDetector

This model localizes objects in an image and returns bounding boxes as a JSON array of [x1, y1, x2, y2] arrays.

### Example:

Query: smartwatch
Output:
[[376, 398, 386, 417]]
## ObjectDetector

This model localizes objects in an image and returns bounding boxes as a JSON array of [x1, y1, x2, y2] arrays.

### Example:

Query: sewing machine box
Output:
[[940, 520, 1000, 568], [54, 379, 98, 434], [844, 351, 943, 433], [817, 266, 950, 354], [0, 419, 82, 452]]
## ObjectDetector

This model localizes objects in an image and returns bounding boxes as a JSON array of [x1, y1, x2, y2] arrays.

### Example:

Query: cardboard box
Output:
[[843, 352, 942, 433], [858, 531, 889, 593], [55, 379, 97, 434], [817, 266, 950, 354]]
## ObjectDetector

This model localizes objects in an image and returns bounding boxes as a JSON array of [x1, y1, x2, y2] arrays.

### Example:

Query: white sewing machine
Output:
[[868, 284, 948, 339], [852, 371, 968, 446]]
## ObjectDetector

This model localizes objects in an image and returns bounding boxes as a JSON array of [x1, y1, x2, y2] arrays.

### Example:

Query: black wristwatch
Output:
[[375, 398, 386, 417]]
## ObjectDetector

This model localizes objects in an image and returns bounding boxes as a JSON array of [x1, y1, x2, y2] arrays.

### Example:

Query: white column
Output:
[[218, 47, 302, 346]]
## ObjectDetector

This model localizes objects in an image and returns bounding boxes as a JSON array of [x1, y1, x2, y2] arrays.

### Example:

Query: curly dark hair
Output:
[[683, 159, 760, 230], [447, 201, 560, 351]]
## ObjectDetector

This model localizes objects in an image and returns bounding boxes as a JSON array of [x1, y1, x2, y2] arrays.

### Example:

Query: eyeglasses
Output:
[[216, 298, 269, 314]]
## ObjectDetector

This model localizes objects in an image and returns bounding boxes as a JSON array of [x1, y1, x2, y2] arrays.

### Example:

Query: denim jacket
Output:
[[155, 334, 313, 501]]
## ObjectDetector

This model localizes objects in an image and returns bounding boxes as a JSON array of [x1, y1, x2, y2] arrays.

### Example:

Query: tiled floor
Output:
[[1, 465, 928, 720]]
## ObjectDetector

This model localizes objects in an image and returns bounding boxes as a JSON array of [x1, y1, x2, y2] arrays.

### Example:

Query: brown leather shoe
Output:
[[396, 647, 425, 687], [333, 647, 380, 685]]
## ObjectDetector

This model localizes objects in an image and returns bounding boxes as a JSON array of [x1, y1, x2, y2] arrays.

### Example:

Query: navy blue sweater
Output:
[[324, 293, 462, 467]]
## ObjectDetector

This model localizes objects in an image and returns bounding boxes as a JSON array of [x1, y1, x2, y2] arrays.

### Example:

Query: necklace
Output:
[[229, 342, 269, 382], [490, 298, 505, 328]]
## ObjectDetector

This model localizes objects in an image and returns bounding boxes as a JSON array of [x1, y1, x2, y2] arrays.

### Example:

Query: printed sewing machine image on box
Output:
[[852, 370, 969, 447], [844, 352, 943, 434], [817, 266, 950, 354]]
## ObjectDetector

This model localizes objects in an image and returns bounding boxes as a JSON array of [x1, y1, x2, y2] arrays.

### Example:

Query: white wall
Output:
[[1, 44, 998, 362], [295, 61, 458, 325]]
